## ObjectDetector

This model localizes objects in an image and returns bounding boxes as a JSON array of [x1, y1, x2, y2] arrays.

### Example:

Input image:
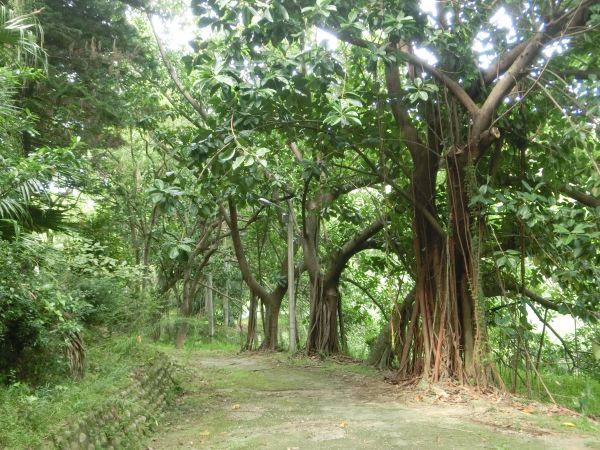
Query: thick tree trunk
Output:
[[338, 293, 347, 354], [447, 158, 478, 376], [368, 288, 415, 370], [175, 321, 189, 349], [395, 153, 491, 384], [307, 276, 340, 354], [303, 210, 385, 355], [223, 200, 287, 352], [260, 302, 281, 350], [206, 272, 215, 339], [244, 292, 258, 350]]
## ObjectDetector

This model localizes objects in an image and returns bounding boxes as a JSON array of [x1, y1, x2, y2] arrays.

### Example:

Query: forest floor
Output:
[[145, 349, 600, 450]]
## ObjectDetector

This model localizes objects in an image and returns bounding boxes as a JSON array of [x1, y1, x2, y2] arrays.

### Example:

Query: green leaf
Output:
[[169, 247, 180, 260], [263, 8, 274, 22], [277, 4, 290, 21], [215, 75, 237, 87], [219, 148, 236, 162], [178, 243, 192, 253], [233, 156, 245, 170], [255, 147, 269, 158]]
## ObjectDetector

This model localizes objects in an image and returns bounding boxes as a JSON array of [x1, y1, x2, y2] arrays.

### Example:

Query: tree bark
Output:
[[385, 61, 492, 384], [206, 272, 214, 339], [244, 292, 258, 350], [287, 199, 297, 352], [175, 321, 188, 349], [367, 288, 416, 370], [307, 275, 341, 354], [304, 212, 386, 354], [224, 274, 230, 327], [221, 200, 289, 351]]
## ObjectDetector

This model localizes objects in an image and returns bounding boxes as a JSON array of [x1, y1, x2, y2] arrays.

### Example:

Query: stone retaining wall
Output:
[[52, 356, 178, 449]]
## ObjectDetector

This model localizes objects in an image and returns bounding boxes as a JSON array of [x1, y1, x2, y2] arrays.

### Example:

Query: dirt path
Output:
[[146, 350, 600, 450]]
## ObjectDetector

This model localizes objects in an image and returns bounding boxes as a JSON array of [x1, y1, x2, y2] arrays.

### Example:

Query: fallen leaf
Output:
[[415, 394, 423, 402], [231, 404, 241, 410], [199, 431, 210, 437], [339, 421, 348, 428], [561, 422, 576, 427], [520, 406, 535, 414]]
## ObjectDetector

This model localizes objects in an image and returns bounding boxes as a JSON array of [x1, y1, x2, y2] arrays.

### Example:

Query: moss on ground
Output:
[[146, 349, 600, 450]]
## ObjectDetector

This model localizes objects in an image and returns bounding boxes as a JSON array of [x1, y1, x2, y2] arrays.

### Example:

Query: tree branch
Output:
[[326, 28, 478, 115], [325, 216, 386, 283], [147, 14, 210, 121], [221, 200, 272, 303], [562, 185, 600, 208], [472, 0, 593, 149], [341, 276, 389, 321], [481, 40, 530, 86], [384, 62, 425, 159]]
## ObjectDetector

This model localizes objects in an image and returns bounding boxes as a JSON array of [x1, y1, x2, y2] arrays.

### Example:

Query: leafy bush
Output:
[[0, 239, 78, 382], [0, 235, 157, 383], [60, 237, 157, 330]]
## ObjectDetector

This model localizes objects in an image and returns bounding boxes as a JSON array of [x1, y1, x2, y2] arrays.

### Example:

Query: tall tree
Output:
[[183, 0, 598, 383]]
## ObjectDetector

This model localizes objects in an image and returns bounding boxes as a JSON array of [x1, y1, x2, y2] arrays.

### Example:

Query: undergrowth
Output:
[[499, 367, 600, 418], [0, 335, 162, 449]]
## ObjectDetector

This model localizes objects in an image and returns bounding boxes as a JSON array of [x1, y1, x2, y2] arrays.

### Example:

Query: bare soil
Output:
[[145, 350, 600, 450]]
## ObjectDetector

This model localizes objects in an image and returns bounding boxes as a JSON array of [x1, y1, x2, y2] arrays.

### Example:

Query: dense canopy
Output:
[[1, 0, 599, 396]]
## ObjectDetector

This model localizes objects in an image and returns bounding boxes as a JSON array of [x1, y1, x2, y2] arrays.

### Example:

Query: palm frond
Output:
[[27, 205, 67, 232], [0, 197, 27, 221], [0, 5, 47, 70], [0, 204, 70, 240], [18, 178, 45, 203], [0, 218, 20, 239]]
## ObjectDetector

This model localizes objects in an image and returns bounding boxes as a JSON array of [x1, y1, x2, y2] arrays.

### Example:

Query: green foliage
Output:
[[60, 237, 156, 329], [0, 238, 79, 382], [0, 0, 598, 440], [0, 232, 156, 383], [0, 4, 46, 68], [0, 336, 165, 449], [500, 367, 600, 418]]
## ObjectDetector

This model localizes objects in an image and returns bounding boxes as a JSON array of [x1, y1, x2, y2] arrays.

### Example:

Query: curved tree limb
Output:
[[481, 40, 530, 86], [489, 281, 563, 313], [325, 28, 478, 115], [220, 199, 273, 304], [472, 0, 593, 148], [325, 216, 387, 283]]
